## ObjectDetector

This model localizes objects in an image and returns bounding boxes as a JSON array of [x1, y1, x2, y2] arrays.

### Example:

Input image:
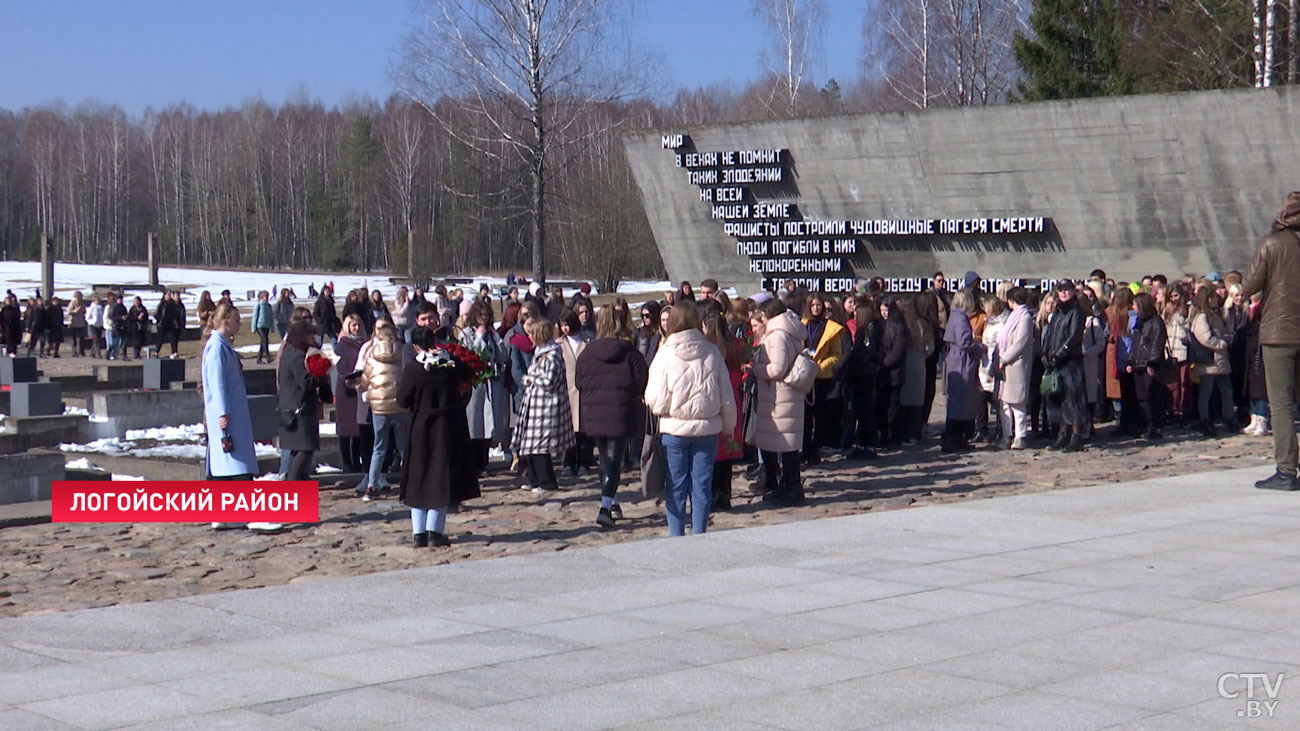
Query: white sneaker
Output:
[[247, 522, 283, 532], [1010, 437, 1026, 450], [211, 522, 236, 530]]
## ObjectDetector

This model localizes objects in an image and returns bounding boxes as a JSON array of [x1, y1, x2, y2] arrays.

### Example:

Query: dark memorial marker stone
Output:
[[11, 382, 63, 418], [143, 358, 187, 390], [0, 357, 39, 386]]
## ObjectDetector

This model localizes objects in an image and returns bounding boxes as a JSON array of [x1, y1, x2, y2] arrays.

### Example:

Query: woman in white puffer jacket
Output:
[[644, 302, 736, 536]]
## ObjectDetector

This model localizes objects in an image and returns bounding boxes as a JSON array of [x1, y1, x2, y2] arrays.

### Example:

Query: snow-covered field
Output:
[[0, 260, 671, 323]]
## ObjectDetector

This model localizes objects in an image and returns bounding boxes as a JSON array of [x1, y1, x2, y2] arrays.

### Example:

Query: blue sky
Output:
[[0, 0, 866, 115]]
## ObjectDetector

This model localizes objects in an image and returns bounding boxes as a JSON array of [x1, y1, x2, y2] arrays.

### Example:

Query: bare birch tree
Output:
[[1266, 0, 1279, 86], [1291, 0, 1298, 83], [394, 0, 647, 284], [751, 0, 826, 118], [868, 0, 1025, 109]]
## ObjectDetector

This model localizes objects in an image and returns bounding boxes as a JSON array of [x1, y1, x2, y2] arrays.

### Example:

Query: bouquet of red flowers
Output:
[[306, 352, 331, 380], [439, 343, 492, 392]]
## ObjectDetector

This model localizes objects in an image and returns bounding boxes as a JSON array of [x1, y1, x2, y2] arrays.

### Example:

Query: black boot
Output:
[[1062, 433, 1085, 453], [1047, 430, 1070, 451], [428, 531, 451, 547], [411, 532, 429, 548], [1255, 471, 1300, 491]]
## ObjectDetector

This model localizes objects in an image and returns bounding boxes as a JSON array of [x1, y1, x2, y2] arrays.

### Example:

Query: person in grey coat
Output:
[[942, 288, 984, 453]]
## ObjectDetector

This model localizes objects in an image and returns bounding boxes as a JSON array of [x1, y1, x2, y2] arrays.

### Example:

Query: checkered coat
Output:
[[513, 342, 576, 457]]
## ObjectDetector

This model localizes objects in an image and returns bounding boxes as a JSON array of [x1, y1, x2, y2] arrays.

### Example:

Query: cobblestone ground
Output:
[[0, 417, 1273, 617]]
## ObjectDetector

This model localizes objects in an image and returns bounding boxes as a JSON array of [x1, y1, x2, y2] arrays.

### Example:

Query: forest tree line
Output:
[[0, 0, 1292, 289]]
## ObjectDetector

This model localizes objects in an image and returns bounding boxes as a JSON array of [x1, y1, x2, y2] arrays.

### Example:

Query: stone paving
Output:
[[0, 425, 1275, 617], [2, 464, 1299, 729]]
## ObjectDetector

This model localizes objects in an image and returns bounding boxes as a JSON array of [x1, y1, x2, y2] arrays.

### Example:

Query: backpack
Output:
[[783, 349, 819, 394]]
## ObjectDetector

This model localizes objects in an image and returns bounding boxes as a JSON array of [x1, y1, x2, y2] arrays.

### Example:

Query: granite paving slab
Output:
[[3, 464, 1297, 729]]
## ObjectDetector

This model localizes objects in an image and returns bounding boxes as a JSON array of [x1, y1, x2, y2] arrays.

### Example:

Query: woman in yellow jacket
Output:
[[801, 294, 846, 464]]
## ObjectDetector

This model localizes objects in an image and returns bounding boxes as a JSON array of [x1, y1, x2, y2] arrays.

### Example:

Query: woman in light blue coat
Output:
[[203, 302, 258, 479], [204, 303, 279, 530]]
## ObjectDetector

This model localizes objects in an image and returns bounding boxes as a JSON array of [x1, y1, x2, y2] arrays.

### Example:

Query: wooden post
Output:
[[40, 233, 54, 301], [147, 232, 159, 287]]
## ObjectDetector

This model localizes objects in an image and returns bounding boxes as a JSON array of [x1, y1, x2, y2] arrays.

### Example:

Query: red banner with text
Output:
[[51, 481, 319, 523]]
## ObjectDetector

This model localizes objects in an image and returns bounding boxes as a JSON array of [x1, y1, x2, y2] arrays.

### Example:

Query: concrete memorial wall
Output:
[[622, 86, 1300, 294]]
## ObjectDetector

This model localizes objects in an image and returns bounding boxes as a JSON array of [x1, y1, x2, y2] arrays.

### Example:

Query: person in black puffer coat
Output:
[[576, 306, 649, 530]]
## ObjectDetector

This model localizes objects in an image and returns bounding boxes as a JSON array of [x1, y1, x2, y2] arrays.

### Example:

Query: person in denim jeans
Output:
[[644, 303, 736, 536], [576, 307, 648, 529], [353, 320, 407, 499]]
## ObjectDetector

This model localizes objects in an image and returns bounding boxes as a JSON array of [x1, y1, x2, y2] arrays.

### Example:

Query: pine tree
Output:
[[1013, 0, 1131, 100]]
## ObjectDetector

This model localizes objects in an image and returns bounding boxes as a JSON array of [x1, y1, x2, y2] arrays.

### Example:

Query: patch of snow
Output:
[[616, 280, 673, 294], [111, 474, 146, 481], [319, 422, 337, 436], [315, 463, 341, 473], [61, 437, 128, 454], [125, 424, 204, 441], [236, 342, 281, 354], [63, 406, 90, 416], [254, 472, 285, 481], [65, 457, 99, 470], [60, 421, 274, 460]]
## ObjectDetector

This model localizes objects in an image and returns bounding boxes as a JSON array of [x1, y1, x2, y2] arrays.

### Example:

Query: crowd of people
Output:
[[140, 195, 1300, 544], [3, 287, 197, 360], [198, 211, 1300, 548]]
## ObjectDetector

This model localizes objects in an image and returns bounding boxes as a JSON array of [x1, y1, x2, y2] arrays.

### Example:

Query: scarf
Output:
[[998, 304, 1032, 353]]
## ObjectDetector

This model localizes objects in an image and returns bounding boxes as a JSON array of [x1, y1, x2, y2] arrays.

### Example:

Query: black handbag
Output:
[[278, 407, 300, 430]]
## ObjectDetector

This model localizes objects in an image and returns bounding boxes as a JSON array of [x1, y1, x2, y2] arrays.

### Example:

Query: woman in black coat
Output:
[[128, 296, 150, 358], [576, 307, 649, 529], [398, 326, 480, 548], [1127, 292, 1169, 440], [1, 295, 21, 355], [278, 319, 329, 480], [844, 298, 884, 458], [45, 297, 65, 357], [876, 299, 908, 446]]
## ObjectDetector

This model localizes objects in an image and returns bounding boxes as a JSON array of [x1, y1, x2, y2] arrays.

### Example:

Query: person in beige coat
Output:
[[995, 287, 1036, 449], [644, 303, 736, 536], [746, 299, 807, 506], [557, 307, 595, 476], [1189, 287, 1240, 436]]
